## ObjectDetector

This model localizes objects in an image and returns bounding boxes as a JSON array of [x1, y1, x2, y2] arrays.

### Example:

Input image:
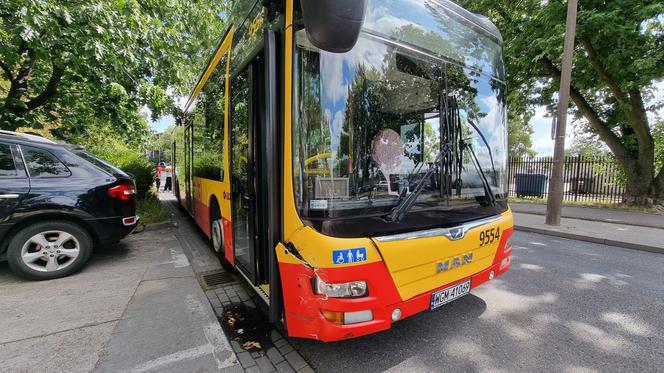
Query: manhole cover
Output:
[[198, 269, 237, 290]]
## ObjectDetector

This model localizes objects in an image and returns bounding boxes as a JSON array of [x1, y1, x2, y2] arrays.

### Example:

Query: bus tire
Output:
[[212, 219, 223, 253]]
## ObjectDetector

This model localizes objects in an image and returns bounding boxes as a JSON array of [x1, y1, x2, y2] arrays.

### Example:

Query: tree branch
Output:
[[580, 38, 628, 106], [581, 38, 652, 160], [15, 48, 38, 84], [539, 56, 629, 162], [0, 60, 13, 81], [25, 64, 65, 111], [491, 4, 511, 23]]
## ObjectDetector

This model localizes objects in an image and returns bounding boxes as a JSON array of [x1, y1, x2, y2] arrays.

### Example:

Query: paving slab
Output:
[[0, 322, 116, 373], [95, 230, 239, 373]]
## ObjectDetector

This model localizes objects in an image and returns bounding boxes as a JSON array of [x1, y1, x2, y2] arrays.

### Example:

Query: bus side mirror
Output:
[[300, 0, 367, 53]]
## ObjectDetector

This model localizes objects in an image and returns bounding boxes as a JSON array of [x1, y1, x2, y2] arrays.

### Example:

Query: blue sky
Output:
[[149, 114, 175, 132], [530, 106, 569, 156]]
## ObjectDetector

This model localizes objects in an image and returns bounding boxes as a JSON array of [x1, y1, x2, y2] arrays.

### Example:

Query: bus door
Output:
[[228, 27, 281, 318], [230, 57, 265, 284]]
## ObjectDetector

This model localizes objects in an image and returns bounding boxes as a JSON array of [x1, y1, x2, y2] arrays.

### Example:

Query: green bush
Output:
[[120, 157, 155, 199], [74, 130, 155, 199], [137, 192, 171, 224]]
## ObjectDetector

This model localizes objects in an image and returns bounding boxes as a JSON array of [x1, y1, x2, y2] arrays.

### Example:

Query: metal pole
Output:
[[546, 0, 578, 225]]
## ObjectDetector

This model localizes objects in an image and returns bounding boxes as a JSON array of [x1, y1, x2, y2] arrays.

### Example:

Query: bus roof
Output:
[[182, 0, 503, 113]]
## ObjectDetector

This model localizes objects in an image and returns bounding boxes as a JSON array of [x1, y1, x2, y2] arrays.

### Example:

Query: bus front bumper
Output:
[[279, 247, 511, 342]]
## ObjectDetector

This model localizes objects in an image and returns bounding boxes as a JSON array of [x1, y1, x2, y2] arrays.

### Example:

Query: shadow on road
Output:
[[289, 233, 664, 372]]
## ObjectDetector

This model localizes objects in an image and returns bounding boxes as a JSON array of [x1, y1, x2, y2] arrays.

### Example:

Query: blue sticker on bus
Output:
[[332, 247, 367, 265]]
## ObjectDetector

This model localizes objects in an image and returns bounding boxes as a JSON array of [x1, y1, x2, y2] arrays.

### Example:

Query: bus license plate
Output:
[[430, 280, 471, 310]]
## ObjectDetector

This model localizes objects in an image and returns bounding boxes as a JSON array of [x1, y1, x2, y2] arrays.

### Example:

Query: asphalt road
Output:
[[290, 232, 664, 373]]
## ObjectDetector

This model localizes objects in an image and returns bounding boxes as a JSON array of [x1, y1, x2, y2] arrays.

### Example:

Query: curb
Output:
[[512, 210, 664, 230], [515, 225, 664, 255], [134, 219, 178, 233]]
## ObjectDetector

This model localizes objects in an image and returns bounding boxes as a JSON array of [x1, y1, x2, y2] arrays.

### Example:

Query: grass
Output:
[[509, 196, 664, 214], [137, 192, 171, 224]]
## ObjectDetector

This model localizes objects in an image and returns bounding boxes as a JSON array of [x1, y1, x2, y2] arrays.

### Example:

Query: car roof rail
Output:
[[65, 144, 86, 151], [0, 130, 57, 144]]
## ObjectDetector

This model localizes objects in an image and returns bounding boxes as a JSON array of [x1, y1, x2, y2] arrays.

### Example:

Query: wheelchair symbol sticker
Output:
[[332, 247, 367, 265]]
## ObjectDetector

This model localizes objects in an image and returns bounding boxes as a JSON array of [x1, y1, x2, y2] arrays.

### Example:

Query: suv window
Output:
[[21, 145, 71, 178], [76, 151, 128, 177], [0, 143, 17, 177]]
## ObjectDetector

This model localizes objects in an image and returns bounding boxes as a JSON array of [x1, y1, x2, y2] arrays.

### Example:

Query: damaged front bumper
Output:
[[277, 241, 512, 342]]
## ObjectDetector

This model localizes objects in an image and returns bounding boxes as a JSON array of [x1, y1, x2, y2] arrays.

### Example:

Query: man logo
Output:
[[447, 227, 465, 240], [437, 253, 473, 273]]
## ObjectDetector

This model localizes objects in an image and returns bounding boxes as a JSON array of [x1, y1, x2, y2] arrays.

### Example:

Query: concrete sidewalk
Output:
[[511, 202, 664, 229], [0, 225, 239, 373], [514, 212, 664, 254], [94, 226, 239, 373], [161, 192, 316, 373]]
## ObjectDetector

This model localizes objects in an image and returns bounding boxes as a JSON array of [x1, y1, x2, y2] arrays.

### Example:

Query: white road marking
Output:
[[187, 295, 237, 369], [169, 248, 190, 268], [129, 344, 214, 373], [129, 295, 237, 372], [204, 322, 238, 369]]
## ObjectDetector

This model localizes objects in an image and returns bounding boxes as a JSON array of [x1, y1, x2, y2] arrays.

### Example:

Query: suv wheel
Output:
[[7, 221, 93, 280]]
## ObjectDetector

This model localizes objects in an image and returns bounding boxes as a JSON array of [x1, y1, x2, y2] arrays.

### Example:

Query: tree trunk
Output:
[[0, 83, 28, 131], [653, 168, 664, 205], [623, 170, 654, 206]]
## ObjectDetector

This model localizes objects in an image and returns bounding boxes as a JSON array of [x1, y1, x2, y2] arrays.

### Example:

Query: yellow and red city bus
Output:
[[174, 0, 513, 341]]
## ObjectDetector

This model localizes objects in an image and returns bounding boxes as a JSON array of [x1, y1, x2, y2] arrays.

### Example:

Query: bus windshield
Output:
[[292, 4, 507, 222]]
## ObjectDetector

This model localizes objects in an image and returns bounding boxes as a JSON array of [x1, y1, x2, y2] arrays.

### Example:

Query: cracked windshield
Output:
[[293, 24, 507, 218]]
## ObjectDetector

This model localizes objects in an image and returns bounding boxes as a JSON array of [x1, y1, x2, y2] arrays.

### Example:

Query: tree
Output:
[[153, 125, 176, 162], [505, 79, 537, 158], [460, 0, 664, 205], [0, 0, 228, 138], [567, 135, 610, 158]]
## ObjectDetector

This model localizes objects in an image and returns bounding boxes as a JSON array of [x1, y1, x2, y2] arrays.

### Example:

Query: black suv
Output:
[[0, 131, 138, 280]]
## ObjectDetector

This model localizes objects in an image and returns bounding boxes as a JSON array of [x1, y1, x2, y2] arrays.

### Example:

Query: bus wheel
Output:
[[212, 219, 223, 253]]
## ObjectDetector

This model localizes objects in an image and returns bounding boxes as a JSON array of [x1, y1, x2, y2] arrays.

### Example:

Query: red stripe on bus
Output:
[[223, 217, 234, 266], [194, 198, 211, 238]]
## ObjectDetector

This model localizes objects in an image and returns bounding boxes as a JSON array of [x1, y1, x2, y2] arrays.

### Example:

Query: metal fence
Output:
[[508, 156, 626, 204]]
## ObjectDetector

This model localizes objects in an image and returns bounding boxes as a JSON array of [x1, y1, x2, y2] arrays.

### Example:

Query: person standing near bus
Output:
[[155, 162, 164, 190], [163, 164, 173, 192]]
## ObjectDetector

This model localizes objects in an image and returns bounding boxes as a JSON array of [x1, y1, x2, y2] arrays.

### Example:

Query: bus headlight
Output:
[[314, 277, 367, 298]]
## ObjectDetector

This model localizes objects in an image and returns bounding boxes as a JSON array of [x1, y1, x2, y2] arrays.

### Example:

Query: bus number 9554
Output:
[[479, 227, 500, 247]]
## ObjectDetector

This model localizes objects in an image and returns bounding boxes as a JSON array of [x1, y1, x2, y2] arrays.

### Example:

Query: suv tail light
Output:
[[108, 184, 136, 201]]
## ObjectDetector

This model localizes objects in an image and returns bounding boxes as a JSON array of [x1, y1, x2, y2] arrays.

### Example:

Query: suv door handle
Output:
[[0, 194, 20, 199]]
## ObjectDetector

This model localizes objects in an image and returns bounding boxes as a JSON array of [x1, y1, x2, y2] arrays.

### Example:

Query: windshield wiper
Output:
[[386, 145, 449, 222], [461, 140, 496, 206], [466, 119, 496, 176], [462, 118, 497, 206]]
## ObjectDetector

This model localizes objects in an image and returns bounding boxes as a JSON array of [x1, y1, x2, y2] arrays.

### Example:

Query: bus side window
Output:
[[192, 55, 227, 182], [230, 69, 250, 188]]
